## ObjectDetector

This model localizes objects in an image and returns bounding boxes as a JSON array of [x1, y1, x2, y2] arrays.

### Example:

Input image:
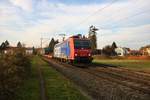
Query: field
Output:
[[93, 59, 150, 72]]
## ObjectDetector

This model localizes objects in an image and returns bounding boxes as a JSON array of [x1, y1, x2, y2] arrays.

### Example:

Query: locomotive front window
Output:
[[74, 40, 91, 49]]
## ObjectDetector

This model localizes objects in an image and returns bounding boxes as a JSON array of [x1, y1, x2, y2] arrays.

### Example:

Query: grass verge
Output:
[[93, 59, 150, 71], [17, 56, 88, 100], [38, 57, 89, 100], [16, 56, 40, 100]]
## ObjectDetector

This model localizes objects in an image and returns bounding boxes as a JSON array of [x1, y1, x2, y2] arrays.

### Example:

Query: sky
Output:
[[0, 0, 150, 49]]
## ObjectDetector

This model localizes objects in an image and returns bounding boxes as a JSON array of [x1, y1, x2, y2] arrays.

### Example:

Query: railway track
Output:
[[93, 68, 150, 86], [97, 67, 150, 82], [42, 57, 150, 100], [83, 68, 150, 95], [74, 63, 150, 82], [67, 63, 150, 95], [106, 67, 150, 78]]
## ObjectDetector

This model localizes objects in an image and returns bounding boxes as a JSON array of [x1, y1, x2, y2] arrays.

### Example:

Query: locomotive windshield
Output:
[[74, 39, 91, 49]]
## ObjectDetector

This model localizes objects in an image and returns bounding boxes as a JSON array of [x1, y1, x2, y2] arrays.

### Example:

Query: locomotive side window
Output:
[[74, 40, 91, 49]]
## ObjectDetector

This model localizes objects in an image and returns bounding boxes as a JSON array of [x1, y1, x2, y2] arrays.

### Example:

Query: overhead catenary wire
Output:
[[101, 9, 150, 29], [67, 0, 150, 31], [78, 0, 119, 25], [47, 0, 149, 42], [94, 0, 146, 28], [66, 0, 119, 33]]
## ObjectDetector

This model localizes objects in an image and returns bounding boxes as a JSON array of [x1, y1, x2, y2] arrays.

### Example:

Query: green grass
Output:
[[37, 57, 89, 100], [16, 56, 40, 100], [17, 56, 88, 100], [93, 59, 150, 71]]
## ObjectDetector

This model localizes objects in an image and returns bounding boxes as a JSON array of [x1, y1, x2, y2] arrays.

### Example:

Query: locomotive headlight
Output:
[[88, 53, 91, 56], [75, 53, 78, 56]]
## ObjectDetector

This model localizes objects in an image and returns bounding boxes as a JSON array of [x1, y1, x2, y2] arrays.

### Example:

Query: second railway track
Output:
[[71, 63, 150, 95]]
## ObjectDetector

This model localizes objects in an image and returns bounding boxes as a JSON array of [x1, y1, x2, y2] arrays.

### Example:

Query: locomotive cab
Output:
[[73, 38, 93, 63]]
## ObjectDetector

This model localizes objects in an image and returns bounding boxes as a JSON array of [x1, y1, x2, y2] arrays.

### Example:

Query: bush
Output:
[[0, 50, 31, 100], [13, 50, 31, 79]]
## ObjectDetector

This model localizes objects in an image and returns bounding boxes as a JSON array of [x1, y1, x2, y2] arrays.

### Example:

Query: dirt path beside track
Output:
[[37, 63, 48, 100]]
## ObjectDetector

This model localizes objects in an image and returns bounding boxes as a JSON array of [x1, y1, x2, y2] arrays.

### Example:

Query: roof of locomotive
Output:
[[54, 35, 90, 47]]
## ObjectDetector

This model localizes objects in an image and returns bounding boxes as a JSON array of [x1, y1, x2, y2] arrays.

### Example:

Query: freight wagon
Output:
[[53, 35, 93, 63]]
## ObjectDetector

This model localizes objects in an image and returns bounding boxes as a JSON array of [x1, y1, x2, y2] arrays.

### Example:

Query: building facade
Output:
[[115, 47, 130, 56]]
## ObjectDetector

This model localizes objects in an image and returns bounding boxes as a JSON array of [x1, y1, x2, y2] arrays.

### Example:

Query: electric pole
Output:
[[40, 36, 50, 55], [59, 34, 66, 41]]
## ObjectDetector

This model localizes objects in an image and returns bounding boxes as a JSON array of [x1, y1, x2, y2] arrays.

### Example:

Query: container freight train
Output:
[[53, 35, 93, 63]]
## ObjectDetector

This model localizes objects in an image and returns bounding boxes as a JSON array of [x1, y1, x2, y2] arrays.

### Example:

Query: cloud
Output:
[[9, 0, 33, 12], [98, 24, 150, 49], [0, 0, 150, 49]]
